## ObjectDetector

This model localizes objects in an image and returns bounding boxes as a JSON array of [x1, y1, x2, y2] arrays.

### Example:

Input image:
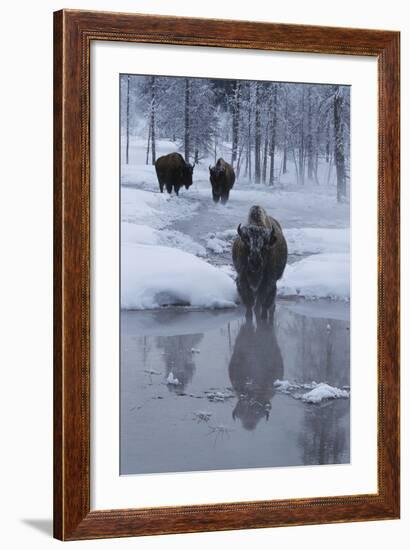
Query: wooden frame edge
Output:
[[53, 9, 400, 541]]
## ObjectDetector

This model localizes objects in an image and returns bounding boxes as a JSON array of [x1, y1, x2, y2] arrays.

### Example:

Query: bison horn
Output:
[[209, 165, 212, 172], [237, 224, 243, 238]]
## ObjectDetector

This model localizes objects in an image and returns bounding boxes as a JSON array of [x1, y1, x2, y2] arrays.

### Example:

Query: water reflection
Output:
[[157, 333, 203, 393], [120, 303, 350, 474], [276, 306, 350, 388], [229, 318, 284, 431], [298, 400, 349, 465]]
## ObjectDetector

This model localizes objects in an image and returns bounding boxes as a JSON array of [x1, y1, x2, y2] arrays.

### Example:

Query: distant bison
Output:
[[155, 152, 194, 195], [232, 205, 288, 321], [209, 157, 235, 204]]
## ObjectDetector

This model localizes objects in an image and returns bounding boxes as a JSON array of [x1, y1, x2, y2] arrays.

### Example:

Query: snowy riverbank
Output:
[[120, 160, 350, 310]]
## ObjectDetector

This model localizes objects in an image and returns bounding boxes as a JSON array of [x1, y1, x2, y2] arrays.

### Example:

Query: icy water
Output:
[[120, 300, 350, 475]]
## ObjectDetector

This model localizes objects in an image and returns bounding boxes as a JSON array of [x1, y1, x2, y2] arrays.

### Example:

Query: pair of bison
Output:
[[155, 153, 235, 203]]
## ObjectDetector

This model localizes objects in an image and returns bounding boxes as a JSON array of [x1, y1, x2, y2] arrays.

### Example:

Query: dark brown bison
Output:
[[232, 205, 288, 321], [209, 157, 235, 204], [229, 319, 284, 430], [155, 152, 194, 195]]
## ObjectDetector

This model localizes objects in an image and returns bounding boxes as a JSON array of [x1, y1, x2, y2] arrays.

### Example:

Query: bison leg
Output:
[[236, 274, 255, 320], [212, 191, 220, 203], [174, 185, 180, 196], [254, 295, 263, 320], [259, 282, 277, 321], [220, 192, 229, 205], [165, 183, 173, 194], [159, 183, 164, 193]]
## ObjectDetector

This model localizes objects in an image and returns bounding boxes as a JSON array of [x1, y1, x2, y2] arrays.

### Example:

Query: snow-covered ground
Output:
[[121, 243, 237, 309], [120, 139, 350, 310], [278, 253, 350, 300]]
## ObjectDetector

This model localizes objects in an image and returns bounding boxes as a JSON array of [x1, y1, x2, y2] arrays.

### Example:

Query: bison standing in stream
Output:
[[209, 158, 235, 204], [232, 205, 288, 321], [155, 152, 194, 195]]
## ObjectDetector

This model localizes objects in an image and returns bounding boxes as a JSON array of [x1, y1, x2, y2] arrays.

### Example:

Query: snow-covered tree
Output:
[[121, 74, 350, 201]]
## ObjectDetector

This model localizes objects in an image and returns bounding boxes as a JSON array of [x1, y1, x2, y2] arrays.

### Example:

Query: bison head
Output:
[[211, 159, 226, 178], [182, 162, 194, 189], [237, 224, 277, 289]]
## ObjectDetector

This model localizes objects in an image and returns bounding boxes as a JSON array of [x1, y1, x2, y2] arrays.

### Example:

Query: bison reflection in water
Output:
[[229, 318, 284, 430], [155, 152, 194, 195], [156, 333, 203, 393]]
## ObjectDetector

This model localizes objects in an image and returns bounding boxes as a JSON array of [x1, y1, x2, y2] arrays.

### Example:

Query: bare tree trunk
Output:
[[314, 149, 319, 184], [307, 86, 314, 180], [231, 81, 240, 165], [184, 78, 191, 162], [247, 91, 252, 180], [298, 88, 305, 185], [262, 120, 270, 184], [145, 123, 151, 165], [333, 86, 346, 202], [283, 90, 288, 174], [254, 83, 261, 183], [150, 76, 156, 164], [269, 84, 278, 186], [292, 148, 299, 183], [326, 152, 334, 185], [236, 143, 244, 179], [325, 118, 331, 163], [125, 75, 130, 164]]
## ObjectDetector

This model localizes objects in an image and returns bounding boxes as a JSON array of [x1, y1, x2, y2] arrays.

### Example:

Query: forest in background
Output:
[[120, 75, 350, 202]]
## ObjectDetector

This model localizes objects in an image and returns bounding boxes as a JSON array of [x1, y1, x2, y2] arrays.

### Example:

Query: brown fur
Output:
[[209, 157, 236, 204], [155, 152, 194, 195], [232, 206, 288, 320]]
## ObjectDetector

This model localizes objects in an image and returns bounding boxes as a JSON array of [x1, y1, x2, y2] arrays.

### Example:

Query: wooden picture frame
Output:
[[53, 9, 400, 540]]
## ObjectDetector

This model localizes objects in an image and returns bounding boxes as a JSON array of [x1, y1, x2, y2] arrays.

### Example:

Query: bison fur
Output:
[[232, 205, 288, 320], [209, 157, 235, 204], [155, 152, 194, 195]]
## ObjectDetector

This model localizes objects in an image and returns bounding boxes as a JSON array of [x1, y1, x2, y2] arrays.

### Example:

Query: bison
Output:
[[155, 152, 194, 195], [229, 319, 284, 430], [232, 205, 288, 321], [209, 157, 235, 204]]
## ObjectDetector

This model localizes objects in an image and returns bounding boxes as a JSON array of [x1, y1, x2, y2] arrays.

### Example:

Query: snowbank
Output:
[[301, 383, 350, 404], [121, 188, 199, 230], [121, 222, 158, 245], [121, 243, 238, 310], [274, 379, 350, 404], [122, 221, 206, 256], [279, 253, 349, 300], [285, 227, 349, 255], [206, 236, 229, 254]]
